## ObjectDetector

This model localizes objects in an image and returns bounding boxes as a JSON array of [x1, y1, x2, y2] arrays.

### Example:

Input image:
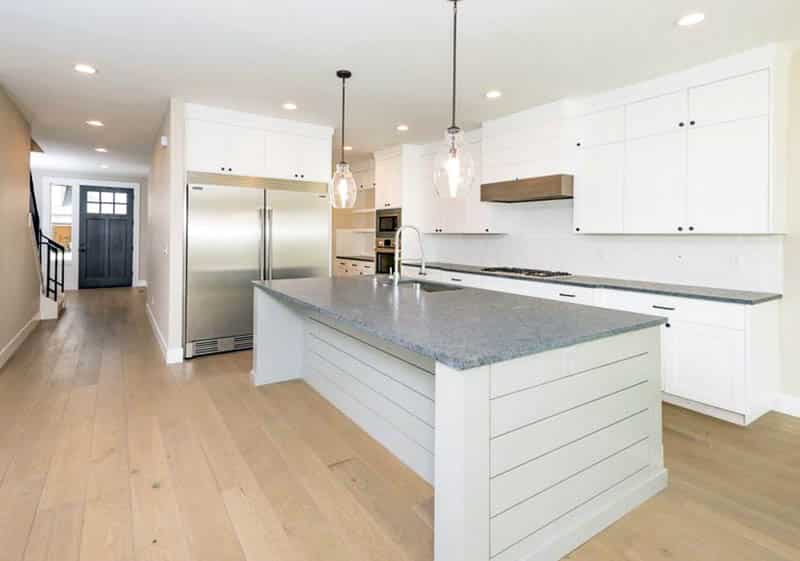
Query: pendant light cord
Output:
[[451, 0, 458, 129], [340, 76, 346, 163]]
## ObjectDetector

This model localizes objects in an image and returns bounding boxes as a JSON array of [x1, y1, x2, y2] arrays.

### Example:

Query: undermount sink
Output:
[[379, 279, 463, 292]]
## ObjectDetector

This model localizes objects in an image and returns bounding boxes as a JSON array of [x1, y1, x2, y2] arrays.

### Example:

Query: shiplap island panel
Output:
[[253, 277, 667, 561]]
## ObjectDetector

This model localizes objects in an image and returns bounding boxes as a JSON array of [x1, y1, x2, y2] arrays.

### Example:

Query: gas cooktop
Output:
[[481, 267, 571, 278]]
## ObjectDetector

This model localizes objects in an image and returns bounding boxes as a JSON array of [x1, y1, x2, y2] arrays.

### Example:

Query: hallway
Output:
[[0, 289, 798, 561]]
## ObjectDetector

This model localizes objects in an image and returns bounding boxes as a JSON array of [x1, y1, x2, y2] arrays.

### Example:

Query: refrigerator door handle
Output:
[[267, 207, 274, 281], [258, 208, 266, 281]]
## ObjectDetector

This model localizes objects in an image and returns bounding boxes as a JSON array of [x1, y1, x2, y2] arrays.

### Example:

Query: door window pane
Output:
[[114, 192, 128, 204], [87, 191, 100, 202], [114, 204, 128, 215], [87, 203, 100, 214], [101, 192, 114, 203], [101, 203, 114, 214]]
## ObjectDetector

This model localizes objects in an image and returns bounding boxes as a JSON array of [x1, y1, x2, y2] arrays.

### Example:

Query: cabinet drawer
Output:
[[600, 289, 745, 330], [443, 272, 485, 289]]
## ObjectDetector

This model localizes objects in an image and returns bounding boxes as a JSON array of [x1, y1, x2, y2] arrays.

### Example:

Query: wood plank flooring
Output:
[[0, 287, 797, 561]]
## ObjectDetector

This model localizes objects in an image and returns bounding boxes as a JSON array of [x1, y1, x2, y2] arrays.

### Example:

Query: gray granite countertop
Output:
[[336, 255, 375, 263], [254, 276, 664, 370], [403, 261, 781, 305]]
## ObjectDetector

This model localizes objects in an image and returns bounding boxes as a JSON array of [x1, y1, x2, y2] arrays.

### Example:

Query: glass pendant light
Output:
[[329, 70, 358, 209], [433, 0, 475, 200]]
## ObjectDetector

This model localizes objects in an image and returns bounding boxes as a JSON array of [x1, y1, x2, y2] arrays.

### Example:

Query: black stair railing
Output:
[[29, 174, 65, 301]]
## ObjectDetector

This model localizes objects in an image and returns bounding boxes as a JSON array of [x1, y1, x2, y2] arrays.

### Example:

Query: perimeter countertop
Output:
[[254, 276, 664, 370], [403, 261, 781, 305]]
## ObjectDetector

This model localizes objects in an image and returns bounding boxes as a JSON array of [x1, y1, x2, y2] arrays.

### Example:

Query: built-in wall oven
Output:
[[375, 209, 401, 275]]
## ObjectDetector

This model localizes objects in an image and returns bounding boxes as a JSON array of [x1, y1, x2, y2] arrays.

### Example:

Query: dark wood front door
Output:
[[79, 186, 134, 288]]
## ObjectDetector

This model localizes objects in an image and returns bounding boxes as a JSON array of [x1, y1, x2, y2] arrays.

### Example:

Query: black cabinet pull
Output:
[[678, 226, 683, 232], [688, 226, 695, 232], [665, 322, 671, 328], [653, 305, 676, 311], [300, 174, 305, 178], [450, 278, 463, 282], [484, 228, 489, 232], [575, 227, 581, 232], [559, 293, 576, 298], [679, 122, 685, 127], [220, 166, 225, 171], [576, 142, 582, 147], [228, 168, 232, 172], [690, 120, 696, 126]]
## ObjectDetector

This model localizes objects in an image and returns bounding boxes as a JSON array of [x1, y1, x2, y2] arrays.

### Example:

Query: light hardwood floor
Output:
[[0, 288, 797, 561]]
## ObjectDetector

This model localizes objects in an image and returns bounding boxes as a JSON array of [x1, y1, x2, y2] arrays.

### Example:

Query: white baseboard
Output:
[[774, 393, 800, 418], [145, 303, 183, 364], [0, 313, 39, 370], [134, 280, 148, 288]]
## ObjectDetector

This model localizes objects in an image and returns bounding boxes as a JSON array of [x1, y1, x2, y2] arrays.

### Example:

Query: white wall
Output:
[[145, 98, 185, 363], [0, 85, 40, 368], [424, 201, 784, 293]]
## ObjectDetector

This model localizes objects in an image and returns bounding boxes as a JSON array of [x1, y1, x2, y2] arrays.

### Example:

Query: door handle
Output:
[[258, 208, 265, 281], [267, 207, 274, 281]]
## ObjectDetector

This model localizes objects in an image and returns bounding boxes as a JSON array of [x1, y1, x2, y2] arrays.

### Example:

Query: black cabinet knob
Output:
[[300, 174, 305, 178], [689, 226, 695, 231], [220, 166, 225, 171], [679, 122, 685, 127], [485, 228, 489, 232], [576, 142, 582, 147], [678, 226, 683, 232], [228, 168, 232, 172], [666, 323, 671, 328], [575, 227, 581, 232], [690, 120, 696, 126]]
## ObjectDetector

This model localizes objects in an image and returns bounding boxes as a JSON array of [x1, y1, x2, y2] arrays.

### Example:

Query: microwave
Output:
[[376, 209, 401, 238]]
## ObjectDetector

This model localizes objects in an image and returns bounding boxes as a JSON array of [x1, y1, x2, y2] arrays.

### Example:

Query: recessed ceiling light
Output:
[[485, 90, 503, 99], [95, 147, 108, 153], [677, 12, 705, 27], [343, 145, 353, 151], [74, 63, 97, 75], [396, 124, 409, 132], [85, 120, 104, 127], [100, 164, 109, 169], [282, 102, 298, 111]]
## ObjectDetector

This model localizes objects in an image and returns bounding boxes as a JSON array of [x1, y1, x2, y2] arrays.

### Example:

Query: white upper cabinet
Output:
[[573, 142, 624, 233], [624, 131, 687, 233], [687, 116, 770, 233], [574, 107, 625, 148], [625, 91, 688, 140], [184, 104, 333, 183], [564, 45, 791, 235], [688, 70, 769, 127], [186, 119, 267, 177], [265, 132, 332, 183], [374, 148, 403, 209]]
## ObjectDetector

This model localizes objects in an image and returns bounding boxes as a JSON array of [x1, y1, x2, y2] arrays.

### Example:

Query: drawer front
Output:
[[600, 289, 745, 329], [442, 271, 485, 289]]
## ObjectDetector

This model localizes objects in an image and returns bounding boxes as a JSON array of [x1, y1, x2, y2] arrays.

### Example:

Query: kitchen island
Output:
[[253, 276, 668, 561]]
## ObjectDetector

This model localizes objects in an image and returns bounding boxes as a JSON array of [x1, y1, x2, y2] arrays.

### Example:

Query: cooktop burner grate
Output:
[[482, 267, 571, 278]]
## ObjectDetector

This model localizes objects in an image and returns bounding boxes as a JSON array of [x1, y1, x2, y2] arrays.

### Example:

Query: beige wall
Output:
[[0, 86, 40, 357], [782, 51, 800, 398], [145, 98, 185, 360]]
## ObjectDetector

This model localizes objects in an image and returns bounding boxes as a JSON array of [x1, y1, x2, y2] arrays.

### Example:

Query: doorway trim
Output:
[[39, 177, 142, 290]]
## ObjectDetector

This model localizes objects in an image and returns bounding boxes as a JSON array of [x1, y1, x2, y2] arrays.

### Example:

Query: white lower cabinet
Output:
[[404, 265, 779, 425]]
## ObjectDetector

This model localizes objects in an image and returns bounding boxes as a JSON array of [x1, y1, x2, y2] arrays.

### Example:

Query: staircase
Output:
[[30, 174, 66, 319]]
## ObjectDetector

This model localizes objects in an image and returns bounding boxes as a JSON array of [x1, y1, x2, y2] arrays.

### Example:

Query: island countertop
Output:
[[254, 276, 665, 370]]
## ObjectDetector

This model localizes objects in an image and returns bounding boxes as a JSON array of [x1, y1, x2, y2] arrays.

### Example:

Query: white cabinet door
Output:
[[669, 321, 746, 413], [687, 116, 769, 233], [689, 70, 769, 127], [626, 91, 688, 140], [298, 135, 332, 183], [573, 142, 625, 233], [624, 131, 687, 233], [574, 107, 625, 148], [226, 125, 267, 177], [185, 119, 229, 173], [375, 152, 402, 209], [264, 131, 299, 180]]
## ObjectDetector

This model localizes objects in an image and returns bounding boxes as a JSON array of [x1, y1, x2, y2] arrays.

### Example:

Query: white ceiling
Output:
[[2, 0, 799, 179]]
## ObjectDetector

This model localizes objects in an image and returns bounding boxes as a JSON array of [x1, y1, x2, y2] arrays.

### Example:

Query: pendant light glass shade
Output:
[[329, 162, 358, 208], [433, 0, 473, 200], [433, 126, 474, 199], [330, 69, 358, 209]]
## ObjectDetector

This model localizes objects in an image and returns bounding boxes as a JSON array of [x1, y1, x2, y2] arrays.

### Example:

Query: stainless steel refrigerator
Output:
[[184, 178, 330, 358]]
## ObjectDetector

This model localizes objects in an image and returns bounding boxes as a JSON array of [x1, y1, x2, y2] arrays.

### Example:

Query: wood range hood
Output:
[[480, 174, 574, 203]]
